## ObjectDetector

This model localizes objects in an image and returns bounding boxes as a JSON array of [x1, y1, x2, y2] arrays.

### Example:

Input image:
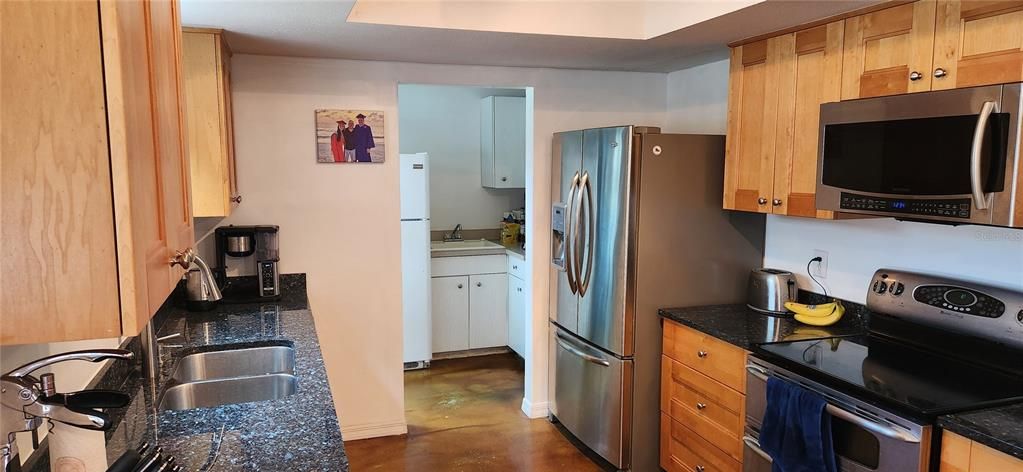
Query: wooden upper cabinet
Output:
[[183, 28, 239, 218], [933, 0, 1023, 90], [724, 39, 779, 213], [1, 0, 193, 344], [773, 22, 843, 218], [842, 1, 937, 99]]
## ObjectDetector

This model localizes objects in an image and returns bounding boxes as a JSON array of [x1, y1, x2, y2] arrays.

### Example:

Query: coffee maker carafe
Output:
[[214, 225, 281, 302]]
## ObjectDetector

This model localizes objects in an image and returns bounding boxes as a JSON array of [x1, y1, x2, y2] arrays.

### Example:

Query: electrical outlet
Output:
[[812, 250, 829, 278]]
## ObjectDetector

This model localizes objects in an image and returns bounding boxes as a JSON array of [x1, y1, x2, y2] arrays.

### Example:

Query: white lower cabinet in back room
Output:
[[468, 273, 508, 349], [431, 276, 471, 352], [506, 274, 526, 357]]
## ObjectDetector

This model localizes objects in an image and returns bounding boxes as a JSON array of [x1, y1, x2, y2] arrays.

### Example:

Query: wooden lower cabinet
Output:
[[1, 0, 193, 345], [940, 430, 1023, 472], [661, 320, 749, 471]]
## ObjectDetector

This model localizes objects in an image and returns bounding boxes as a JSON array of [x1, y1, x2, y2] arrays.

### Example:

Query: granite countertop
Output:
[[99, 274, 348, 472], [938, 403, 1023, 460], [658, 303, 867, 351]]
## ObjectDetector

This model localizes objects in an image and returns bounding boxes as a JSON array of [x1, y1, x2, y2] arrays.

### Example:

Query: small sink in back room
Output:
[[431, 239, 506, 257], [159, 343, 298, 411]]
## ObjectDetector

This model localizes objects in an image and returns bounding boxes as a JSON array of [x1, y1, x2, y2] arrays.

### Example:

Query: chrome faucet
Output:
[[445, 224, 464, 242], [1, 349, 134, 472]]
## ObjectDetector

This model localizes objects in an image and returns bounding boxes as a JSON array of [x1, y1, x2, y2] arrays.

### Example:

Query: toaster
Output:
[[747, 268, 797, 314]]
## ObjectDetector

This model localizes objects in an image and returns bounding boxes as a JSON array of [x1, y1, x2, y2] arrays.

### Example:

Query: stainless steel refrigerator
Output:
[[548, 126, 765, 471]]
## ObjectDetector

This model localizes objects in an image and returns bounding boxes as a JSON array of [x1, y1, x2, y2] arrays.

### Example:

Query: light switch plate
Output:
[[812, 249, 829, 278]]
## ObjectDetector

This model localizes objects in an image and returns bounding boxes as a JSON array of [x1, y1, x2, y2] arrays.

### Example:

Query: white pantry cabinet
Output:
[[481, 96, 526, 189]]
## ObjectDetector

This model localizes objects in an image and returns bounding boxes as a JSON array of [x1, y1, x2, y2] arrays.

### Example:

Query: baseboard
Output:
[[432, 346, 511, 360], [341, 420, 408, 441], [520, 398, 550, 419]]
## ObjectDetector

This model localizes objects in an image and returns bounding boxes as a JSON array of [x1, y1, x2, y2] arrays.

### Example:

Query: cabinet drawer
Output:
[[664, 320, 747, 393], [661, 413, 742, 472], [431, 254, 506, 277], [662, 356, 744, 460], [507, 255, 527, 280]]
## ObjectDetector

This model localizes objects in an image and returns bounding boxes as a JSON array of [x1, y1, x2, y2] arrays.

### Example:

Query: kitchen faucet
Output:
[[445, 224, 463, 242], [1, 349, 134, 472]]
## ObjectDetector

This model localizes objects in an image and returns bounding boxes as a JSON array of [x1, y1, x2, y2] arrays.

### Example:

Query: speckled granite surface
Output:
[[32, 273, 349, 472], [938, 403, 1023, 460], [658, 300, 867, 350]]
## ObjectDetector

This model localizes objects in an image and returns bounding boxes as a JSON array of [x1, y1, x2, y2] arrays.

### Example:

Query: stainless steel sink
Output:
[[160, 373, 298, 411], [171, 345, 295, 382], [159, 344, 298, 411]]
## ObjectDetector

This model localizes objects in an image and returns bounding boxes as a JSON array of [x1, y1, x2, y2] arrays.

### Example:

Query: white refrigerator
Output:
[[400, 153, 432, 367]]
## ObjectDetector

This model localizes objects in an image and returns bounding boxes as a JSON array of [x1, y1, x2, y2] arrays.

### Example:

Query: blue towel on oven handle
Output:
[[759, 376, 839, 472]]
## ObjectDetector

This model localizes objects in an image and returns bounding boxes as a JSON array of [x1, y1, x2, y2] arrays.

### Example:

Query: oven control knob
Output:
[[876, 281, 888, 294], [1017, 310, 1023, 324], [890, 282, 905, 296]]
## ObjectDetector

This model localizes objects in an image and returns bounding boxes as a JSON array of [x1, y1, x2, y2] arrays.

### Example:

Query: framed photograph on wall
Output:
[[315, 109, 385, 163]]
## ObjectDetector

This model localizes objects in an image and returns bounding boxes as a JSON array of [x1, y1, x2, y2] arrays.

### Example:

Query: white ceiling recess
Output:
[[181, 0, 882, 72]]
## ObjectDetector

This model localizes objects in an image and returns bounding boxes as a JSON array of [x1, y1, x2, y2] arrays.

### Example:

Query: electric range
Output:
[[742, 269, 1023, 472]]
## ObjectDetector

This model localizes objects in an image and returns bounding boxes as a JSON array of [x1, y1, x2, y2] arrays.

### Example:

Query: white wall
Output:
[[665, 57, 729, 134], [666, 58, 1023, 302], [397, 85, 525, 231], [764, 216, 1023, 302], [224, 54, 667, 439]]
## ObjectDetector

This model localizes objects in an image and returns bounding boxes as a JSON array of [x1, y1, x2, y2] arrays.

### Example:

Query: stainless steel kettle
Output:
[[747, 268, 797, 314]]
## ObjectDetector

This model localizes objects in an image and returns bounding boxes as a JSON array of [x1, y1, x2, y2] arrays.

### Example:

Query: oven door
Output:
[[817, 83, 1020, 226], [745, 359, 932, 472]]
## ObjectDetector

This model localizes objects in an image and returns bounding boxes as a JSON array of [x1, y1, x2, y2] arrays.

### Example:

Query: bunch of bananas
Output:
[[784, 300, 845, 326]]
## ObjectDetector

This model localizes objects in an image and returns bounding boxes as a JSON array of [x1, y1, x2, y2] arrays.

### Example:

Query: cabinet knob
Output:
[[757, 197, 768, 205], [772, 198, 782, 206], [501, 176, 508, 182], [934, 68, 948, 78], [230, 195, 242, 204], [909, 71, 923, 81], [696, 466, 706, 472], [512, 265, 518, 269], [517, 288, 522, 292], [476, 282, 483, 287], [697, 350, 708, 358], [457, 284, 463, 289]]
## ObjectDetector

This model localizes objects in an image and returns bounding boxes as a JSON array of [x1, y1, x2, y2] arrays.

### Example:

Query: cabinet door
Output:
[[493, 97, 526, 189], [480, 97, 496, 187], [933, 1, 1023, 90], [724, 39, 782, 213], [1, 0, 122, 344], [507, 275, 526, 357], [772, 22, 843, 218], [432, 276, 470, 353], [842, 1, 937, 99], [469, 273, 509, 349]]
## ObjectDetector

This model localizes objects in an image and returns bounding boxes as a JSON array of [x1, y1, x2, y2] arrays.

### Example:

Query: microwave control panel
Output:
[[840, 192, 971, 219]]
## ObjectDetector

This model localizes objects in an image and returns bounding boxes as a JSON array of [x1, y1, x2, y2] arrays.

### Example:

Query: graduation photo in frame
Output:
[[315, 109, 385, 163]]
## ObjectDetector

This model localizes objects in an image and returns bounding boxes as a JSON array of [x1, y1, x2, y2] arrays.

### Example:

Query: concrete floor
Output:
[[343, 353, 604, 471]]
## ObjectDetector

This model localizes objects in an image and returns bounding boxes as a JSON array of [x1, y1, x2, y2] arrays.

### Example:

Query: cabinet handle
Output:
[[772, 198, 782, 206], [757, 197, 768, 205], [909, 71, 923, 81], [512, 265, 518, 269], [501, 176, 508, 182], [934, 68, 947, 78], [231, 195, 242, 204], [476, 282, 483, 287], [696, 466, 705, 472], [517, 288, 522, 292], [457, 284, 463, 289], [696, 402, 707, 410], [697, 350, 708, 358]]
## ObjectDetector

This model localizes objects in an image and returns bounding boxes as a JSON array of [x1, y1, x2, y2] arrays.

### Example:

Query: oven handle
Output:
[[970, 101, 998, 210], [742, 435, 773, 463], [745, 364, 922, 444]]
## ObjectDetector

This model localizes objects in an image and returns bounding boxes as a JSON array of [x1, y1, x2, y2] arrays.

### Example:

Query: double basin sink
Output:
[[159, 343, 297, 411]]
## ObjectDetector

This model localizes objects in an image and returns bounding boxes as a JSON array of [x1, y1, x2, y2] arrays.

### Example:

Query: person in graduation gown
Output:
[[352, 113, 376, 162], [330, 119, 345, 162]]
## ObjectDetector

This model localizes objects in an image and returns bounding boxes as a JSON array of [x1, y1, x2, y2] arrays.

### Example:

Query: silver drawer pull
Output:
[[695, 465, 705, 472], [696, 402, 707, 410], [697, 350, 708, 358]]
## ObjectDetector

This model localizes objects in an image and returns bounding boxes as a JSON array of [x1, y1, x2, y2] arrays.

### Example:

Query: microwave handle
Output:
[[970, 101, 998, 210], [745, 364, 921, 444]]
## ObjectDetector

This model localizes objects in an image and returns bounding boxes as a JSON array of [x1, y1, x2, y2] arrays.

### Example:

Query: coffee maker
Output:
[[214, 225, 281, 303]]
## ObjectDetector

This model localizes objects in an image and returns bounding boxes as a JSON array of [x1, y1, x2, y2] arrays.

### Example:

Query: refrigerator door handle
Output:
[[565, 172, 580, 294], [556, 331, 610, 367], [577, 172, 595, 297], [571, 172, 588, 295]]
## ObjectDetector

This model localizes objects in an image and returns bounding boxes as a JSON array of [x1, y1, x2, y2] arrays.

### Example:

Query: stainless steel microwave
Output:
[[817, 83, 1021, 226]]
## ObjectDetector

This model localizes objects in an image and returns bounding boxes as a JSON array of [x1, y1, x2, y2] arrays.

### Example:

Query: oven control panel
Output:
[[866, 269, 1023, 349], [840, 192, 971, 219]]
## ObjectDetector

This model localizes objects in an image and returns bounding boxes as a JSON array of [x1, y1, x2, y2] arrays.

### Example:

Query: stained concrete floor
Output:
[[343, 353, 605, 471]]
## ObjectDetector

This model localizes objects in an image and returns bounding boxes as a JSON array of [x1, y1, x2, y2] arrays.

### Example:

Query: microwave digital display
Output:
[[840, 192, 971, 218], [822, 113, 1009, 196]]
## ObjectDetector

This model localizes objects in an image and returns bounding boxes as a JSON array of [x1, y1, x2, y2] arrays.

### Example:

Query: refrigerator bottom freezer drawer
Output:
[[552, 327, 632, 469]]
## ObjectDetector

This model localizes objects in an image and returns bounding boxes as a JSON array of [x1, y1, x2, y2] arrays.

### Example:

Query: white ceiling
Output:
[[180, 0, 881, 73]]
